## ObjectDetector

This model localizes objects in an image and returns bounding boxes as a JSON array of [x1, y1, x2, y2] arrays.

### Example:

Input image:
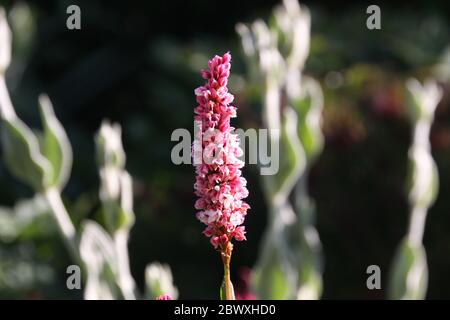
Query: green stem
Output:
[[45, 187, 80, 262], [221, 242, 235, 300], [113, 230, 137, 300]]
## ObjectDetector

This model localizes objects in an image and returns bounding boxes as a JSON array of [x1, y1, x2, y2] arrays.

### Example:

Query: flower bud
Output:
[[96, 121, 125, 169], [145, 262, 178, 300]]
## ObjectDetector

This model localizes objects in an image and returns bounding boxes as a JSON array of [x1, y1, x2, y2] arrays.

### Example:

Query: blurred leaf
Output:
[[0, 207, 17, 242], [12, 195, 53, 239], [290, 77, 324, 163], [96, 121, 135, 234], [266, 107, 305, 205], [433, 46, 450, 82], [39, 94, 73, 189], [117, 172, 135, 230], [1, 117, 52, 191], [8, 2, 36, 59], [405, 78, 442, 123], [96, 121, 125, 170], [407, 150, 439, 208], [79, 220, 119, 300], [0, 246, 54, 296], [253, 245, 291, 300], [297, 267, 322, 300], [145, 262, 178, 300], [388, 239, 428, 300], [0, 7, 11, 73]]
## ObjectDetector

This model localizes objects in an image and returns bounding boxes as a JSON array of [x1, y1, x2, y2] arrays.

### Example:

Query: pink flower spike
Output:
[[156, 294, 173, 300], [193, 52, 250, 251]]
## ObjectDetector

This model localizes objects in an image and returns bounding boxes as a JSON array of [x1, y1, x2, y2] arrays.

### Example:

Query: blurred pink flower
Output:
[[156, 294, 173, 300], [372, 86, 403, 118], [235, 267, 256, 300], [193, 52, 250, 250]]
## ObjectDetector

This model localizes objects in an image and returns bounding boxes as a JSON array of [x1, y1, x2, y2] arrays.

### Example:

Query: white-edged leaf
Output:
[[79, 220, 119, 300], [0, 7, 11, 73], [39, 94, 72, 189], [388, 239, 428, 300], [1, 117, 52, 191], [269, 106, 305, 206]]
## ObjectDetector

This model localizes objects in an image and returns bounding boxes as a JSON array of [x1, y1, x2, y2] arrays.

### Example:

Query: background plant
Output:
[[0, 8, 177, 300], [388, 79, 442, 299], [237, 0, 324, 299]]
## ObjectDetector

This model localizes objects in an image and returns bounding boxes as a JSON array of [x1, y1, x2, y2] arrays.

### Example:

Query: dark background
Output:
[[0, 0, 449, 299]]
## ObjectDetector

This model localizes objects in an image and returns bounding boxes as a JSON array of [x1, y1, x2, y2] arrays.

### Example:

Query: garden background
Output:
[[0, 0, 450, 299]]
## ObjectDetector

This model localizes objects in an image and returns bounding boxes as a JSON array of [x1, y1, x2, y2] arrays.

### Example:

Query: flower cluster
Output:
[[193, 52, 250, 249]]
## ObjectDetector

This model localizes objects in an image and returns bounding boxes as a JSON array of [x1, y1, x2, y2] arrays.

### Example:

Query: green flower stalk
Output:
[[388, 78, 442, 300], [95, 121, 137, 300], [237, 0, 324, 299]]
